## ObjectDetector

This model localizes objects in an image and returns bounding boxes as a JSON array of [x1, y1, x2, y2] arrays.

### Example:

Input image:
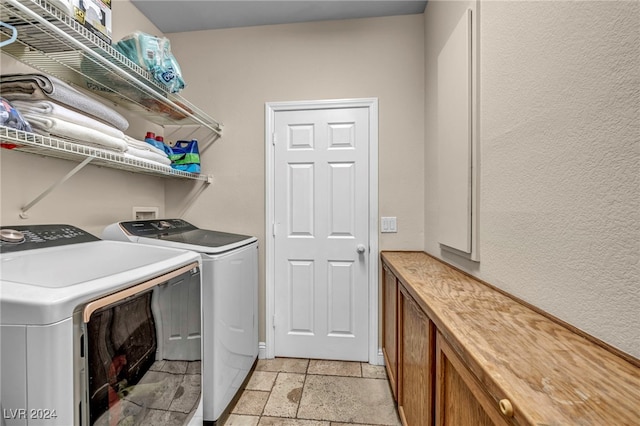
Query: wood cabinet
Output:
[[435, 331, 507, 426], [382, 265, 399, 399], [398, 286, 434, 426], [383, 261, 435, 426], [381, 251, 640, 426], [383, 255, 499, 426]]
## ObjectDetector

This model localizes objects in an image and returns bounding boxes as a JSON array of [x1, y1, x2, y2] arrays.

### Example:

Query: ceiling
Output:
[[130, 0, 428, 33]]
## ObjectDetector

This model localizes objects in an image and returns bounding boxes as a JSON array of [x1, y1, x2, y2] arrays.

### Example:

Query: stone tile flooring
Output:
[[223, 358, 401, 426]]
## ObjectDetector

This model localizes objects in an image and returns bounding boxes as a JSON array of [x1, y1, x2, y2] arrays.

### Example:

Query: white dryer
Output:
[[0, 224, 202, 426], [103, 219, 259, 425]]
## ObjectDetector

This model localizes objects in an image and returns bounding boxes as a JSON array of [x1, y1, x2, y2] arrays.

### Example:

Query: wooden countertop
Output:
[[381, 251, 640, 425]]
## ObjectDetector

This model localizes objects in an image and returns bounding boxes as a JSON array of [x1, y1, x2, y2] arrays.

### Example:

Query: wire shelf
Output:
[[0, 126, 210, 181], [0, 0, 222, 135]]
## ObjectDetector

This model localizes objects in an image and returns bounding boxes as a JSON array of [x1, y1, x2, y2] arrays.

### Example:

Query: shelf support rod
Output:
[[20, 156, 94, 219], [199, 133, 219, 155], [176, 175, 213, 219]]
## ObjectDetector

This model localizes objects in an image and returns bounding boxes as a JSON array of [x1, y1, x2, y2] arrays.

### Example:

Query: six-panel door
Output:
[[273, 107, 370, 361]]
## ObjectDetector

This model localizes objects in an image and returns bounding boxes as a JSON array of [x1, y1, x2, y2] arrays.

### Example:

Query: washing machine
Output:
[[0, 224, 203, 426], [102, 219, 259, 425]]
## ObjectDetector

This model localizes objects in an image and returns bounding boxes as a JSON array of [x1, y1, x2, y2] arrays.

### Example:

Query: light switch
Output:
[[381, 217, 397, 233]]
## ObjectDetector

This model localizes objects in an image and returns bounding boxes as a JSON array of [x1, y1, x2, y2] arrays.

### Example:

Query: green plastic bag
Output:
[[170, 140, 200, 173]]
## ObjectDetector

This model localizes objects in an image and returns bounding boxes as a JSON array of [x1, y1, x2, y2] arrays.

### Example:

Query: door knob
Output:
[[357, 244, 366, 253]]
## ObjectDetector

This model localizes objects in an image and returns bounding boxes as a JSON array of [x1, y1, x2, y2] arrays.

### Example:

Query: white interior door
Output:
[[272, 106, 370, 361]]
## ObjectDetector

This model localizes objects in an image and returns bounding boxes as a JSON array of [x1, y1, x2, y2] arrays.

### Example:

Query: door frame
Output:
[[265, 98, 380, 363]]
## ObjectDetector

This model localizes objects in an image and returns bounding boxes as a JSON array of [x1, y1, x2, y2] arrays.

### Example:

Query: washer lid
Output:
[[109, 219, 257, 254], [157, 229, 255, 249], [131, 231, 257, 254], [0, 240, 200, 325]]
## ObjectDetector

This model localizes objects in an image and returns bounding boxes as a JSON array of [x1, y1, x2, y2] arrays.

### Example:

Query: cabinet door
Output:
[[435, 331, 511, 426], [399, 286, 435, 426], [382, 264, 399, 400]]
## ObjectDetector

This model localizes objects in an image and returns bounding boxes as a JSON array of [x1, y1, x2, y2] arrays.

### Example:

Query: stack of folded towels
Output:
[[0, 73, 172, 168]]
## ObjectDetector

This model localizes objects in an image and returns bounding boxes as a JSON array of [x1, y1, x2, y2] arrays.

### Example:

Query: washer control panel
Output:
[[0, 224, 99, 253], [120, 219, 198, 237]]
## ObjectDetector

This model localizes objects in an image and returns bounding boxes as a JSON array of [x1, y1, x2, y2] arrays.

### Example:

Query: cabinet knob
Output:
[[499, 399, 514, 417]]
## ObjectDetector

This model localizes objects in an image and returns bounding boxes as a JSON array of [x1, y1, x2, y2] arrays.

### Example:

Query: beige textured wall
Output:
[[424, 1, 640, 358], [165, 15, 426, 342]]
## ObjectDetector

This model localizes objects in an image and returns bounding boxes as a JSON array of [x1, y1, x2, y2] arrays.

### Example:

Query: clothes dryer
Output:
[[0, 224, 202, 426], [103, 219, 258, 425]]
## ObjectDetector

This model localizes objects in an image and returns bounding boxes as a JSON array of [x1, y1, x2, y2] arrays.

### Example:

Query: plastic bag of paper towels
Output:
[[115, 31, 186, 93]]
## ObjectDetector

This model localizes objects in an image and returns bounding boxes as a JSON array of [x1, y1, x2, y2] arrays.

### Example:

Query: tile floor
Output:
[[223, 358, 401, 426]]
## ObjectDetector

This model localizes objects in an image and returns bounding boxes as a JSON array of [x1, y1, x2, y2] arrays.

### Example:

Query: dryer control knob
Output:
[[0, 228, 25, 243]]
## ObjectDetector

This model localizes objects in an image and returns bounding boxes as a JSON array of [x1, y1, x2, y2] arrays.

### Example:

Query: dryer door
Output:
[[81, 263, 201, 426]]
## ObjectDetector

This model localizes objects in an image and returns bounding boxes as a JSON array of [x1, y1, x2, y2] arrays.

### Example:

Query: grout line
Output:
[[259, 371, 278, 418], [270, 371, 278, 392], [305, 372, 371, 379], [294, 370, 308, 420]]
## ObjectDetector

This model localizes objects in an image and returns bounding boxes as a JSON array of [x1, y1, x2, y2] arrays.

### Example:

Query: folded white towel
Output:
[[124, 152, 172, 169], [11, 100, 125, 140], [123, 135, 168, 159], [23, 113, 128, 152], [125, 145, 171, 166]]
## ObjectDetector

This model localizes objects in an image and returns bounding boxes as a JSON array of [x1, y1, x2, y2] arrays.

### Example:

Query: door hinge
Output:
[[272, 132, 277, 145], [272, 314, 277, 329], [272, 222, 277, 237]]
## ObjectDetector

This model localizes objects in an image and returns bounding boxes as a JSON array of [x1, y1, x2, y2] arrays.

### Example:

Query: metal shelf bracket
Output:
[[20, 156, 94, 218]]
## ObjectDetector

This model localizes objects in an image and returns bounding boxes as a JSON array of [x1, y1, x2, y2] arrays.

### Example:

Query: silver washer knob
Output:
[[0, 229, 25, 243]]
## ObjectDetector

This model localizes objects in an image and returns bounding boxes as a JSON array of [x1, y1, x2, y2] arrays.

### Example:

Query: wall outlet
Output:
[[133, 207, 158, 220], [381, 217, 397, 233]]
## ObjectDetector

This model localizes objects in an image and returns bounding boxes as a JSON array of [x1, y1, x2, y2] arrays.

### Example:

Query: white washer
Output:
[[0, 224, 202, 426], [103, 219, 259, 425]]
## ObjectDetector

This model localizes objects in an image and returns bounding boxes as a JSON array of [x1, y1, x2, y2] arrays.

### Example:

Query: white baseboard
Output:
[[258, 341, 267, 359], [258, 342, 384, 364]]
